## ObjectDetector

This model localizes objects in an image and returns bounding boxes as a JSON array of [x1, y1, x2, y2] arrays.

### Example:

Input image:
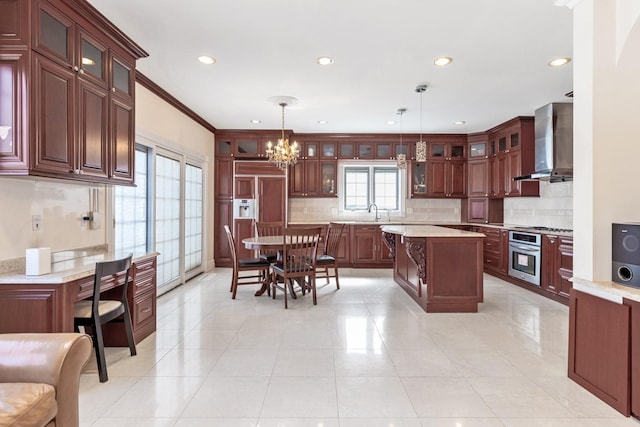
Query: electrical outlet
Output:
[[32, 215, 42, 231]]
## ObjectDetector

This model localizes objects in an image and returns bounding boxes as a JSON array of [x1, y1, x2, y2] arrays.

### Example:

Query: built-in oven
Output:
[[508, 231, 542, 286]]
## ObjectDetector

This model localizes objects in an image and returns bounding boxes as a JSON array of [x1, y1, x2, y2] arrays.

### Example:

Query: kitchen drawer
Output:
[[484, 252, 500, 271], [75, 273, 125, 301], [484, 238, 500, 251], [133, 258, 156, 277], [133, 291, 155, 327], [134, 274, 155, 296]]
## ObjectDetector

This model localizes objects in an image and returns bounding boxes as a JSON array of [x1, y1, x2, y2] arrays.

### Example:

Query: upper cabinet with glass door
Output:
[[0, 0, 147, 183], [428, 141, 466, 160]]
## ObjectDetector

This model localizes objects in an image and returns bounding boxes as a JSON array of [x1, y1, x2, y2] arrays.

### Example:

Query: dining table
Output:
[[242, 234, 319, 297]]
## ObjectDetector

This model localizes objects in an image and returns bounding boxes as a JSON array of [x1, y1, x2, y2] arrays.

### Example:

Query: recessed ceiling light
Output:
[[454, 121, 466, 125], [316, 56, 334, 65], [250, 119, 261, 124], [434, 56, 453, 66], [549, 57, 571, 67], [198, 55, 216, 65], [387, 120, 396, 125], [317, 120, 328, 124]]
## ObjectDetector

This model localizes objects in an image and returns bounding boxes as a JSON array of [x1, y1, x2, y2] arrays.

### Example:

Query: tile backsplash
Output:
[[289, 180, 573, 229], [504, 181, 573, 229]]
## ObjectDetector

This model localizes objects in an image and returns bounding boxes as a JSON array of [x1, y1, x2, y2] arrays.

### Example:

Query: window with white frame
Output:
[[184, 163, 203, 273], [343, 164, 401, 212]]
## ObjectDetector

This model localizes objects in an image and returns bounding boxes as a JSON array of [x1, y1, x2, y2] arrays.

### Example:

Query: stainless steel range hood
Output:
[[515, 102, 573, 183]]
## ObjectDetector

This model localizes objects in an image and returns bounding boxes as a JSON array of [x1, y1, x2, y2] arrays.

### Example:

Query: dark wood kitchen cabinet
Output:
[[629, 298, 640, 418], [426, 139, 467, 198], [542, 234, 573, 299], [0, 0, 147, 184], [351, 224, 392, 267], [569, 289, 631, 416], [487, 117, 538, 198]]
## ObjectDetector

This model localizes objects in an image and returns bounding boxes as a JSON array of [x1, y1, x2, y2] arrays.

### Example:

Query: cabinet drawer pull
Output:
[[140, 307, 152, 314]]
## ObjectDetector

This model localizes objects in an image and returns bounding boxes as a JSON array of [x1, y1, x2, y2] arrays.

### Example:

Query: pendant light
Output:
[[415, 85, 428, 161], [396, 108, 407, 169]]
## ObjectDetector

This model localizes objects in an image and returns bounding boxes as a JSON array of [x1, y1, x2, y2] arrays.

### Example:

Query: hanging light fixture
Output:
[[266, 97, 299, 170], [415, 84, 428, 162], [396, 108, 407, 169]]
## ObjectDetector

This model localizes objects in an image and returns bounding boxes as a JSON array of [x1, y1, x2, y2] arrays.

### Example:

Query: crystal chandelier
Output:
[[266, 101, 299, 170], [396, 108, 407, 169], [415, 84, 428, 162]]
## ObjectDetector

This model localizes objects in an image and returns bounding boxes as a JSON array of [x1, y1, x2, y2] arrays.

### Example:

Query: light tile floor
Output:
[[79, 269, 640, 427]]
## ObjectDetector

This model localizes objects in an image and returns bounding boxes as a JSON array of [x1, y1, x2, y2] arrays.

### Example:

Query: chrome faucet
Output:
[[367, 203, 381, 222]]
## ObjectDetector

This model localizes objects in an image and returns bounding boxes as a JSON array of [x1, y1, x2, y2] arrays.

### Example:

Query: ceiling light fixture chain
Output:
[[415, 84, 428, 162], [266, 99, 299, 170]]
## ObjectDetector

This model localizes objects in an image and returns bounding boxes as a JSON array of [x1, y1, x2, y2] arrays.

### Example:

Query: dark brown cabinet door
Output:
[[304, 160, 319, 196], [427, 160, 446, 198], [468, 158, 489, 197], [258, 177, 286, 223], [215, 158, 233, 199], [214, 200, 233, 266], [448, 160, 466, 197], [32, 54, 75, 176], [0, 0, 30, 47], [77, 78, 108, 178], [109, 95, 134, 182], [466, 198, 488, 223], [507, 149, 521, 196], [288, 161, 305, 197], [234, 176, 254, 199], [33, 2, 75, 67], [542, 235, 573, 299], [569, 290, 630, 416], [0, 52, 28, 172], [353, 227, 376, 263]]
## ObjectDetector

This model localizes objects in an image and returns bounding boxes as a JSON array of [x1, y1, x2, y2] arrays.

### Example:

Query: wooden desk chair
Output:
[[254, 221, 284, 262], [271, 227, 322, 309], [224, 225, 271, 299], [73, 255, 136, 383], [315, 222, 346, 289]]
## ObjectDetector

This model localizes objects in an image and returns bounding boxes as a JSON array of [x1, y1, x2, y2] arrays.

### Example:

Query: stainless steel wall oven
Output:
[[508, 231, 542, 286]]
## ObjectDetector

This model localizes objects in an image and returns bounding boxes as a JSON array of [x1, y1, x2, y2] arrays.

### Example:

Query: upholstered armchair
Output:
[[0, 333, 92, 427]]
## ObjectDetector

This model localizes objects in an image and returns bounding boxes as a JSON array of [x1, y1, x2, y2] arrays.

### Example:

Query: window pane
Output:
[[344, 167, 369, 210], [155, 155, 181, 287], [373, 167, 398, 210], [115, 148, 148, 255], [184, 163, 203, 273]]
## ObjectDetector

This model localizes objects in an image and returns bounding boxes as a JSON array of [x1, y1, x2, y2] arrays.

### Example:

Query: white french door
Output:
[[155, 154, 181, 291]]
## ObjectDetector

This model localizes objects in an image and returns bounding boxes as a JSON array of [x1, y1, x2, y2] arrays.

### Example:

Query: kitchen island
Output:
[[381, 225, 485, 313]]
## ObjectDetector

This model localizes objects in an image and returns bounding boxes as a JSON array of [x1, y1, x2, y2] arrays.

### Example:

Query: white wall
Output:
[[0, 178, 106, 260], [573, 0, 640, 280]]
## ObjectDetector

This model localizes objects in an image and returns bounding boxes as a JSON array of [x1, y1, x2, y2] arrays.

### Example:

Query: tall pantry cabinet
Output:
[[0, 0, 147, 184]]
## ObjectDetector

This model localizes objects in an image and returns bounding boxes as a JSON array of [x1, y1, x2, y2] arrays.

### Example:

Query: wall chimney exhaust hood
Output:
[[514, 102, 573, 182]]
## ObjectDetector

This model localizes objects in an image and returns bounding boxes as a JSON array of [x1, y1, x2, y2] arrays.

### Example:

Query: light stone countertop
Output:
[[380, 224, 485, 238], [0, 251, 159, 285], [571, 277, 640, 304]]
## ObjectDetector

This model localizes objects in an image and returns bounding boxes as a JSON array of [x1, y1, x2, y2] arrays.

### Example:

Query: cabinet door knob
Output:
[[73, 65, 79, 72]]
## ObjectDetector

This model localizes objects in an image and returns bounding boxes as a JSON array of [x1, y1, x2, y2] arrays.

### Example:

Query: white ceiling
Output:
[[88, 0, 573, 134]]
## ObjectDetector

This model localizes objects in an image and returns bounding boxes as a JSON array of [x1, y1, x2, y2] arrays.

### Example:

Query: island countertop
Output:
[[381, 224, 486, 238]]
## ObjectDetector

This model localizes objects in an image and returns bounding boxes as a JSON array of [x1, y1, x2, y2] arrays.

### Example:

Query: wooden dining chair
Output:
[[73, 255, 136, 383], [271, 227, 322, 308], [224, 225, 271, 299], [315, 222, 346, 289], [254, 221, 284, 262]]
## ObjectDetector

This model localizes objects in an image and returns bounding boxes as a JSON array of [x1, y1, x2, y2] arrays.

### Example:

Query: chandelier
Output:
[[266, 101, 299, 170], [396, 108, 407, 169], [415, 84, 428, 162]]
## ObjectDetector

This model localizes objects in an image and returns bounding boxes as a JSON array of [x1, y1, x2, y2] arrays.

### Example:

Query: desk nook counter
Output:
[[381, 225, 485, 313], [0, 252, 158, 345]]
